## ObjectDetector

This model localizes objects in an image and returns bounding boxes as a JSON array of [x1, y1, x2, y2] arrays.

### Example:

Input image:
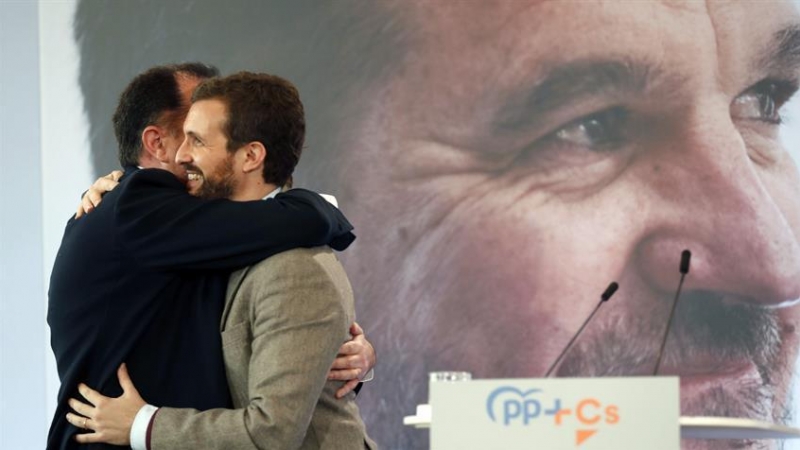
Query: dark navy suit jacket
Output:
[[46, 167, 355, 450]]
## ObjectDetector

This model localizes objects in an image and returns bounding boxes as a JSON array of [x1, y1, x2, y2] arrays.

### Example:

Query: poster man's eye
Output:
[[732, 79, 798, 125], [552, 107, 629, 151]]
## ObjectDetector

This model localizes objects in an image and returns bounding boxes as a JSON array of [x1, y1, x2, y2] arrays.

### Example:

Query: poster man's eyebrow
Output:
[[494, 58, 674, 132], [757, 24, 800, 74]]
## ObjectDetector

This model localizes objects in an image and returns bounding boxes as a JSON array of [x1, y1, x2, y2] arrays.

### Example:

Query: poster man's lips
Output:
[[671, 360, 760, 383], [675, 360, 771, 422]]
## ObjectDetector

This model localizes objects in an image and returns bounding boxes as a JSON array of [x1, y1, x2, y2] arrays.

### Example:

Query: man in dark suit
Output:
[[47, 63, 372, 450]]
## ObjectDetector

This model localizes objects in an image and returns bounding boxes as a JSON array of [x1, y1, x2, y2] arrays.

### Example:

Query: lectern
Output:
[[403, 377, 800, 450]]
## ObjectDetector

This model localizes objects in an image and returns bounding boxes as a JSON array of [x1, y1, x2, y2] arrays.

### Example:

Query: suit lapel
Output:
[[221, 266, 251, 330]]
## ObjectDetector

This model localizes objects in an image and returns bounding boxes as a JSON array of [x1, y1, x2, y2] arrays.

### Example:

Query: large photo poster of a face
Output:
[[72, 1, 800, 448]]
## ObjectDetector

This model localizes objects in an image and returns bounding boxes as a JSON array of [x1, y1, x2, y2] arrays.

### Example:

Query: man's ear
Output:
[[141, 125, 170, 163], [241, 141, 267, 173]]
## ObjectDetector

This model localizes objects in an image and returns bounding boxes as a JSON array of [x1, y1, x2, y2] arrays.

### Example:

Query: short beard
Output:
[[196, 156, 236, 200], [557, 292, 793, 449]]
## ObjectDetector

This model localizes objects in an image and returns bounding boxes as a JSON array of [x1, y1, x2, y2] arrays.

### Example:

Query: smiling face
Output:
[[175, 99, 239, 200], [344, 1, 800, 448], [155, 73, 204, 182]]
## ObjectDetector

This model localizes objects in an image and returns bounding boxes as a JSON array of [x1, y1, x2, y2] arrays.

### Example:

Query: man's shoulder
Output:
[[232, 246, 349, 293], [112, 168, 188, 216], [248, 246, 340, 274], [118, 167, 184, 194], [231, 245, 354, 319]]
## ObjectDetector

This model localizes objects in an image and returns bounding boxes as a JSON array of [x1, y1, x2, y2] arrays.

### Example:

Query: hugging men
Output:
[[48, 65, 374, 449]]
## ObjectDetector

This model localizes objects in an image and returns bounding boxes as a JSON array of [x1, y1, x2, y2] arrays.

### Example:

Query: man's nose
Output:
[[175, 139, 190, 164], [636, 106, 800, 306]]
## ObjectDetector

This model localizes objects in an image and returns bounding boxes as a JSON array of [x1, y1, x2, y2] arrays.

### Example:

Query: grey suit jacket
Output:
[[151, 247, 375, 449]]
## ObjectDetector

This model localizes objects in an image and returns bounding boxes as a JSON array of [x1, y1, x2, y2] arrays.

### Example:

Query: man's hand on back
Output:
[[328, 322, 376, 398], [66, 363, 145, 445]]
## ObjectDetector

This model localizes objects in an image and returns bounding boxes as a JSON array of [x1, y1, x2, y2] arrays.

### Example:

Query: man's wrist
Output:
[[130, 404, 159, 450]]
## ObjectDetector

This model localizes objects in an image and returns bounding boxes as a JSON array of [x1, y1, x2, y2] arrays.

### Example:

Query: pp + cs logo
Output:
[[485, 386, 619, 446]]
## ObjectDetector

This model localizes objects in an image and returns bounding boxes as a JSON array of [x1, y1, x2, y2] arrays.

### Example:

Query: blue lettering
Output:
[[523, 399, 541, 424], [503, 400, 522, 425], [544, 398, 562, 416]]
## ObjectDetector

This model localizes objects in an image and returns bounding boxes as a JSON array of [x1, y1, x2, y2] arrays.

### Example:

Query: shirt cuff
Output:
[[130, 404, 159, 450], [362, 368, 374, 382]]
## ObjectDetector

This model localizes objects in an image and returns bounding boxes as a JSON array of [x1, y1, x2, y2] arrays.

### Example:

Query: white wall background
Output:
[[4, 1, 800, 448], [1, 1, 46, 448], [38, 0, 93, 425], [1, 0, 91, 448]]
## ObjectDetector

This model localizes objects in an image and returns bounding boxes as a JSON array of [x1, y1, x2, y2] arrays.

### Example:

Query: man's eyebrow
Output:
[[758, 24, 800, 74], [185, 130, 203, 141], [494, 58, 671, 132]]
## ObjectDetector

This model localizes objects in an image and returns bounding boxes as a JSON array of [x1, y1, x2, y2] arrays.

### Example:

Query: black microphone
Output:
[[652, 250, 691, 375], [680, 250, 691, 274], [601, 282, 619, 301], [544, 281, 619, 377]]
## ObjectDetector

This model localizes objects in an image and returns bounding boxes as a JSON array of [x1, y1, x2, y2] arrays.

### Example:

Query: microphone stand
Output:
[[544, 282, 618, 378], [652, 250, 691, 376]]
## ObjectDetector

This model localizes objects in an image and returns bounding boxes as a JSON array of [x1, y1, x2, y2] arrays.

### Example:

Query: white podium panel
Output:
[[429, 377, 679, 450], [680, 417, 800, 440]]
